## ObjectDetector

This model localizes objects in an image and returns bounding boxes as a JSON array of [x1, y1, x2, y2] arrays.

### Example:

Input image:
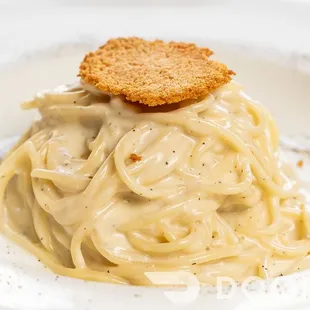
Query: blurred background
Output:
[[1, 0, 310, 4], [1, 0, 310, 66]]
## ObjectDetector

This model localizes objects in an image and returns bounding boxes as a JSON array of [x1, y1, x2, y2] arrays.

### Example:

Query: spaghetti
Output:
[[0, 81, 308, 286]]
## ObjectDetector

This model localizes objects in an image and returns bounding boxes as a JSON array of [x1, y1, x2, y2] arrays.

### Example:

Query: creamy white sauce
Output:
[[0, 81, 309, 286]]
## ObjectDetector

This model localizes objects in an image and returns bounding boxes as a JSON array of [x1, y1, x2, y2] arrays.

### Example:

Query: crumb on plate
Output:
[[297, 160, 304, 168]]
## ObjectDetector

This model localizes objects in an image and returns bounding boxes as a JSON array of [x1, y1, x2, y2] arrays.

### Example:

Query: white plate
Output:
[[1, 2, 310, 310]]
